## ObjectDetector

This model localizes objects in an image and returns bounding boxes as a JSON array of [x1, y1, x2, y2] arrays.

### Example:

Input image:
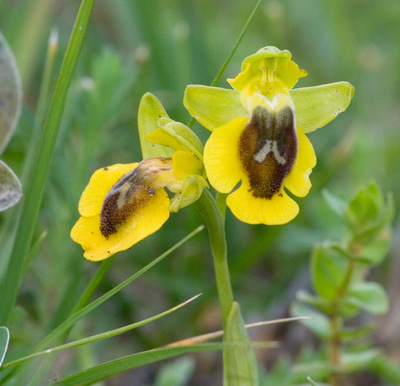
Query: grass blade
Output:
[[0, 0, 95, 326], [3, 295, 201, 369]]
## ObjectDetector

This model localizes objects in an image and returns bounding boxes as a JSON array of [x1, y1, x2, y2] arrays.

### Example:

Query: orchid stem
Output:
[[196, 189, 233, 328]]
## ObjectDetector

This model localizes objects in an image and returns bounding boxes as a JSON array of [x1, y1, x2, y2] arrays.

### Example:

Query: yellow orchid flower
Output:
[[71, 151, 206, 261], [184, 46, 354, 225]]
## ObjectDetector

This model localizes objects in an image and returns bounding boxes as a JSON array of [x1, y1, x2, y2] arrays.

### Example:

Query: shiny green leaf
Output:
[[312, 243, 348, 300], [291, 302, 330, 339], [184, 85, 246, 131], [346, 282, 388, 315], [357, 227, 392, 265], [345, 182, 394, 238], [291, 81, 354, 133]]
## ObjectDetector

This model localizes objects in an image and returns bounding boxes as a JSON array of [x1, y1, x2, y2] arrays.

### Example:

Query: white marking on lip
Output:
[[254, 140, 286, 164]]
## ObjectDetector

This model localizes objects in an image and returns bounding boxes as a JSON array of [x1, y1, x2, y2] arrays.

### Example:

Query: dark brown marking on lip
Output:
[[239, 105, 297, 199], [100, 158, 172, 238]]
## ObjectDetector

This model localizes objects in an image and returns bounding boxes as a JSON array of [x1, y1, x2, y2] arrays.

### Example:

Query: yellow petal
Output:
[[284, 127, 316, 197], [227, 180, 299, 225], [204, 117, 248, 193], [79, 163, 138, 217], [172, 150, 203, 180], [71, 188, 170, 261]]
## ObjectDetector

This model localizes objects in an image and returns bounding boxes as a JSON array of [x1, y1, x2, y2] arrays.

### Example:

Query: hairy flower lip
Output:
[[99, 157, 174, 238], [71, 152, 206, 260]]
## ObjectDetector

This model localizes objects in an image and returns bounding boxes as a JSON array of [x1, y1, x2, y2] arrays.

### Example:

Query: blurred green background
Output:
[[1, 0, 399, 384]]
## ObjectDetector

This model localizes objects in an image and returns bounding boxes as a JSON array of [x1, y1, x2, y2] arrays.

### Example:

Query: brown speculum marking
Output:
[[239, 105, 297, 199], [100, 158, 171, 238]]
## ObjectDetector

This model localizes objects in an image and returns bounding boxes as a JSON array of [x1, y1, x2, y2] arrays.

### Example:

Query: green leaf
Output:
[[338, 324, 376, 341], [296, 290, 332, 314], [223, 301, 258, 386], [0, 0, 96, 326], [3, 294, 200, 370], [53, 344, 226, 386], [138, 92, 174, 159], [184, 85, 246, 131], [0, 31, 22, 154], [346, 282, 388, 315], [342, 349, 380, 372], [357, 227, 392, 265], [345, 182, 394, 238], [312, 243, 348, 300], [0, 326, 9, 367], [11, 226, 204, 367], [322, 189, 347, 217], [0, 160, 22, 211], [291, 81, 354, 133], [291, 302, 330, 339]]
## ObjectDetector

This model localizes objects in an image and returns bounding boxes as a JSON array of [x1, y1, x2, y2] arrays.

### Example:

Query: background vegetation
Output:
[[1, 0, 399, 384]]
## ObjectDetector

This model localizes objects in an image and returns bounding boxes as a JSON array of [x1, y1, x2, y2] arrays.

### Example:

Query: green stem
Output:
[[0, 0, 95, 326], [210, 0, 263, 87], [195, 189, 233, 328], [328, 310, 342, 386], [328, 248, 359, 385]]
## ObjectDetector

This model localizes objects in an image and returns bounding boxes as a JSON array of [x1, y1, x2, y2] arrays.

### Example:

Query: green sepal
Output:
[[169, 175, 208, 213], [138, 92, 174, 158], [0, 326, 10, 367], [184, 85, 246, 131], [223, 301, 259, 386], [345, 282, 388, 315], [0, 159, 22, 211], [311, 243, 348, 300], [146, 118, 204, 161], [240, 46, 292, 72], [291, 81, 354, 133]]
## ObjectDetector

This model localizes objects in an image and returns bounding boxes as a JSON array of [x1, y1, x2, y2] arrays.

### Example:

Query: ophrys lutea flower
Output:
[[71, 150, 206, 261], [184, 46, 354, 225]]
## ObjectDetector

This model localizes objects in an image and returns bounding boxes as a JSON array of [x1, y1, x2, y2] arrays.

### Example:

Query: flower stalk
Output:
[[196, 189, 233, 328]]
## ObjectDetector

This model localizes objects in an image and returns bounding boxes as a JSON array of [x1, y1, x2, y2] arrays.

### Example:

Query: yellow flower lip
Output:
[[71, 151, 206, 260], [239, 105, 297, 199], [100, 157, 173, 238]]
